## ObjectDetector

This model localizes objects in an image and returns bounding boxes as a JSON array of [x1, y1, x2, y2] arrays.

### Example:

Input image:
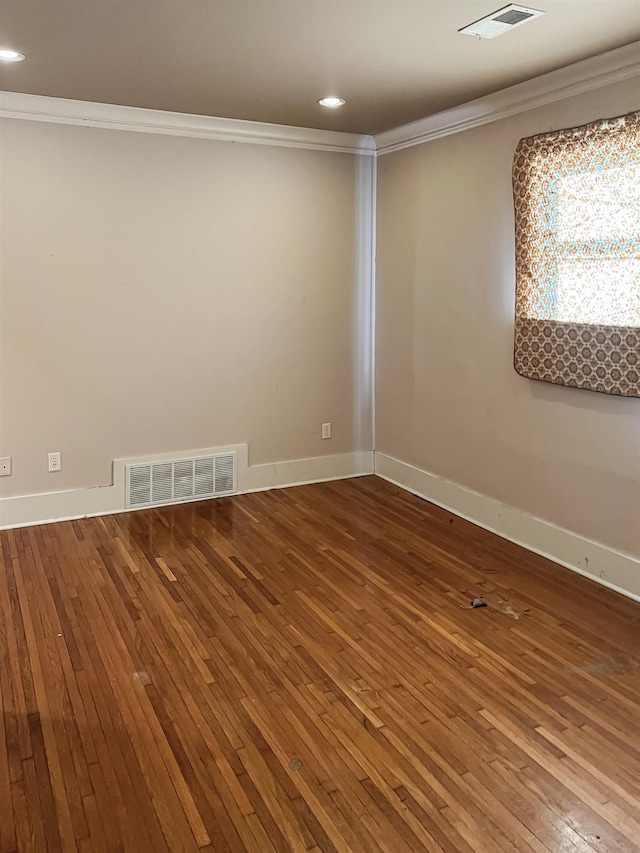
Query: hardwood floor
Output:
[[0, 475, 639, 853]]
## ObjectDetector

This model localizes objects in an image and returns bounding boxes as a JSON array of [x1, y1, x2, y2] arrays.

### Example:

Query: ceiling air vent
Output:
[[459, 5, 545, 39], [125, 452, 236, 510]]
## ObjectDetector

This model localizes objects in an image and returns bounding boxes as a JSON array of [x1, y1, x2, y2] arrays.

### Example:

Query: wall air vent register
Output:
[[126, 453, 236, 509]]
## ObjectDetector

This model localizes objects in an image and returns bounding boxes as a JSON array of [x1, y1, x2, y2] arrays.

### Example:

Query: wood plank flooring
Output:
[[0, 475, 639, 853]]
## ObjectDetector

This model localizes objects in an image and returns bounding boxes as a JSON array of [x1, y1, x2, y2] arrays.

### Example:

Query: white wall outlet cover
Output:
[[0, 457, 11, 476], [322, 423, 332, 439], [48, 452, 62, 472]]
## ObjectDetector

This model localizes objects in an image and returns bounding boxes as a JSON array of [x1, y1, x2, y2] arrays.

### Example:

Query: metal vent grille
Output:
[[493, 9, 533, 25], [129, 465, 151, 507], [195, 457, 215, 496], [215, 455, 235, 494], [459, 4, 544, 39], [126, 453, 236, 509]]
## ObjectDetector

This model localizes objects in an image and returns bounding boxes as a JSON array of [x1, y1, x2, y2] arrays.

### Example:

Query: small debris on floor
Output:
[[460, 588, 533, 620], [461, 598, 487, 609], [289, 759, 303, 771], [460, 592, 533, 619], [498, 602, 531, 620], [485, 593, 531, 620]]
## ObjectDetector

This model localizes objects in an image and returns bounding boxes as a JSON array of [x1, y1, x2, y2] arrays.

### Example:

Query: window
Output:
[[512, 111, 639, 397]]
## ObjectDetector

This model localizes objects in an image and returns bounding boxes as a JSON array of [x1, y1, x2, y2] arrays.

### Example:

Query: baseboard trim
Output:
[[374, 452, 640, 603], [0, 449, 374, 530], [241, 450, 374, 494]]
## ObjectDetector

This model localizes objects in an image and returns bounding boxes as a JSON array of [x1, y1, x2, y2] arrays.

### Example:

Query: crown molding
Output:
[[375, 41, 640, 156], [1, 41, 638, 157], [0, 91, 376, 155]]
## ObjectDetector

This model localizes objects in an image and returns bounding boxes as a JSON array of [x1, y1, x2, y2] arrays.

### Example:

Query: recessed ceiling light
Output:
[[318, 97, 346, 108], [0, 48, 25, 62]]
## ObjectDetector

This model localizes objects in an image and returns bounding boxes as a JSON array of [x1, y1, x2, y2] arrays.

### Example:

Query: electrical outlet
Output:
[[48, 452, 62, 472], [0, 457, 11, 476], [322, 423, 332, 439]]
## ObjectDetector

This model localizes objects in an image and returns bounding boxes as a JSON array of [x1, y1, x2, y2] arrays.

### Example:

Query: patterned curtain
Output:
[[512, 111, 640, 397]]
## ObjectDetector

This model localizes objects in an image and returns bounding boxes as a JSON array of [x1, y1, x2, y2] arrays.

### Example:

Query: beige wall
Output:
[[376, 78, 640, 558], [2, 77, 638, 564], [0, 120, 369, 497]]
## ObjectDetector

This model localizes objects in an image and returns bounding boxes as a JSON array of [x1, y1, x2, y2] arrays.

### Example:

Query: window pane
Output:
[[557, 165, 640, 242], [513, 111, 640, 397], [555, 258, 640, 325]]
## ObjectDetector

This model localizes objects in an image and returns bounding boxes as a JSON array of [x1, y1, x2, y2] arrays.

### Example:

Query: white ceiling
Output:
[[0, 1, 639, 134]]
